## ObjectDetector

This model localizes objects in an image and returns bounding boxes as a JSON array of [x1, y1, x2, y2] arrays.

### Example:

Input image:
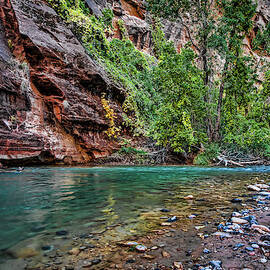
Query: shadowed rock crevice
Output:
[[0, 0, 125, 165]]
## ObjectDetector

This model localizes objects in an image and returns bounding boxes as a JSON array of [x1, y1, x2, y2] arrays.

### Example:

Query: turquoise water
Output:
[[0, 166, 270, 261]]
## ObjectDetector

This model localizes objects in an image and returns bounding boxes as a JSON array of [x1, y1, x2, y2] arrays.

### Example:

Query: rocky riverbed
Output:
[[105, 181, 270, 270], [1, 172, 270, 270]]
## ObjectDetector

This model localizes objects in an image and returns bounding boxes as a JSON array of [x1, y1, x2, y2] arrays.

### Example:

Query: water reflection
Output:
[[0, 166, 269, 252]]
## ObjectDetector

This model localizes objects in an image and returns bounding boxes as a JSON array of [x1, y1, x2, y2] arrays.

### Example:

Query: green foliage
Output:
[[194, 144, 220, 165], [47, 0, 270, 161], [252, 22, 270, 54], [223, 116, 270, 157]]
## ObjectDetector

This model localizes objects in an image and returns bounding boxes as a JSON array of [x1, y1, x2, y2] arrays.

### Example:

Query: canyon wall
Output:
[[0, 0, 269, 165], [0, 0, 124, 165]]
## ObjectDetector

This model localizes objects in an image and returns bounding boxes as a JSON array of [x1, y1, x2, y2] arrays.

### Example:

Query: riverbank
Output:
[[98, 181, 270, 269]]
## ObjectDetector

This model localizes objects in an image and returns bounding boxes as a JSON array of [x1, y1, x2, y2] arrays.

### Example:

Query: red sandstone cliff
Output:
[[0, 0, 124, 165]]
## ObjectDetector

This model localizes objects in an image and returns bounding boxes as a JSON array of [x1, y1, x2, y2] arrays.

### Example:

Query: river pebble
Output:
[[231, 217, 248, 224]]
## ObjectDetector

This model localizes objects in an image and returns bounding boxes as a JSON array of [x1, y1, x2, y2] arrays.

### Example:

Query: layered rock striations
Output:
[[0, 0, 124, 165]]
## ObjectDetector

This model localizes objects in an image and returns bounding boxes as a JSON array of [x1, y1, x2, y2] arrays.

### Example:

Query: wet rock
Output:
[[251, 244, 259, 249], [162, 250, 170, 258], [260, 235, 270, 241], [203, 248, 211, 254], [82, 260, 93, 268], [231, 198, 242, 203], [213, 232, 232, 238], [126, 258, 136, 263], [184, 195, 194, 200], [41, 245, 54, 252], [56, 230, 68, 236], [167, 216, 178, 222], [232, 212, 242, 217], [231, 217, 248, 224], [256, 184, 269, 189], [173, 261, 183, 269], [233, 243, 245, 251], [142, 254, 155, 260], [251, 224, 270, 232], [245, 247, 254, 252], [135, 245, 147, 252], [209, 260, 222, 269], [161, 222, 172, 226], [248, 185, 261, 192], [124, 241, 139, 247], [68, 247, 80, 256], [160, 208, 170, 212], [86, 244, 96, 248]]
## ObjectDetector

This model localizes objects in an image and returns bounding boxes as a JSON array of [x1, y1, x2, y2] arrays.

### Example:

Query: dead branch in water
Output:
[[217, 154, 265, 167]]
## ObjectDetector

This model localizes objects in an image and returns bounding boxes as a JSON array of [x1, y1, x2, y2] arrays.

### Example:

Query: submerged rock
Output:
[[173, 261, 183, 269], [248, 185, 261, 192], [135, 245, 147, 252], [56, 230, 68, 236], [184, 195, 194, 200], [231, 198, 242, 203], [160, 208, 171, 213], [167, 216, 178, 222], [231, 217, 248, 224]]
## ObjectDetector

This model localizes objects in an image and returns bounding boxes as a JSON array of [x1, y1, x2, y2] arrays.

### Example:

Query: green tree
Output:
[[147, 0, 257, 141]]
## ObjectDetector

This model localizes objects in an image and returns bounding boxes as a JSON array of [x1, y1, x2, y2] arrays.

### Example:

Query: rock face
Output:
[[0, 0, 269, 165], [0, 0, 124, 165]]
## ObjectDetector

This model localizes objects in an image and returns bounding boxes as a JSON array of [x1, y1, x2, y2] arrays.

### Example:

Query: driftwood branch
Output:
[[217, 155, 265, 167]]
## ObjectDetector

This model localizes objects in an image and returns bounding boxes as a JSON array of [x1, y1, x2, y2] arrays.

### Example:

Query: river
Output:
[[0, 166, 270, 267]]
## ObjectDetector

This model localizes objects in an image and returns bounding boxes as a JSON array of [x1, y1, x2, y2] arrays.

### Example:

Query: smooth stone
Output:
[[161, 222, 172, 226], [162, 250, 170, 258], [203, 248, 211, 254], [167, 216, 178, 222], [124, 241, 139, 247], [135, 245, 147, 252], [260, 258, 267, 263], [213, 232, 232, 238], [232, 212, 242, 217], [173, 261, 183, 269], [56, 230, 68, 236], [233, 243, 244, 250], [251, 224, 270, 232], [41, 245, 54, 252], [151, 246, 158, 250], [251, 244, 259, 249], [184, 195, 194, 200], [245, 247, 254, 252], [160, 208, 170, 212], [143, 254, 155, 260], [210, 260, 222, 269], [248, 185, 261, 191], [231, 198, 242, 203], [256, 184, 269, 189], [231, 217, 248, 224]]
